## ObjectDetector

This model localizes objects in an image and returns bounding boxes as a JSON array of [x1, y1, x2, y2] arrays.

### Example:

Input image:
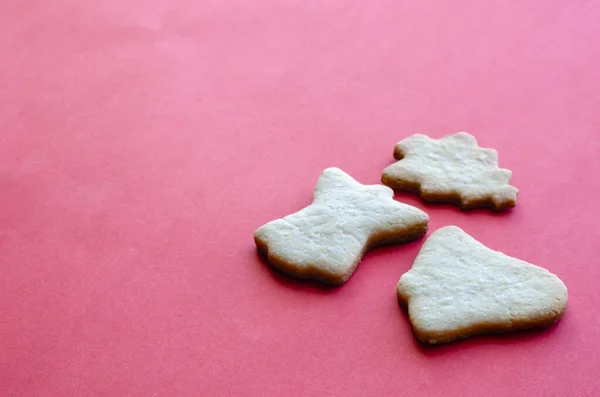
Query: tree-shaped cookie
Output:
[[397, 226, 568, 344], [255, 168, 429, 285], [382, 132, 518, 210]]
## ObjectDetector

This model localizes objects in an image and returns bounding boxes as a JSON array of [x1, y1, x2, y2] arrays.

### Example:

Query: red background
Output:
[[1, 1, 599, 396]]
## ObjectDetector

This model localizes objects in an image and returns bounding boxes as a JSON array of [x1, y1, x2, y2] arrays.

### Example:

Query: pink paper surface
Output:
[[1, 1, 599, 396]]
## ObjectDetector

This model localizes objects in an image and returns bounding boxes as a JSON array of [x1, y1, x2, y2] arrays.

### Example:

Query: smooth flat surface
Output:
[[1, 1, 599, 396]]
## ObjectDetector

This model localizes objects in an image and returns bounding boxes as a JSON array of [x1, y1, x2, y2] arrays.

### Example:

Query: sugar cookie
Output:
[[255, 168, 429, 285], [382, 132, 518, 210], [397, 226, 568, 344]]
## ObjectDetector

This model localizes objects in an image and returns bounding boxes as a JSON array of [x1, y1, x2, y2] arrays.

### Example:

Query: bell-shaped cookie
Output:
[[397, 226, 567, 344]]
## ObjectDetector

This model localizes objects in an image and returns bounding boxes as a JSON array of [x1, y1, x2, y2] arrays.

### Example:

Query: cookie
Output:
[[397, 226, 568, 344], [255, 167, 429, 286], [381, 132, 518, 210]]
